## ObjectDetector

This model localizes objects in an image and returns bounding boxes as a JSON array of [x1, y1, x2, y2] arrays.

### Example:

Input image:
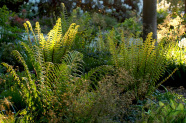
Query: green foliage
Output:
[[157, 9, 169, 24], [107, 31, 169, 97], [159, 41, 186, 87], [141, 91, 186, 123], [92, 12, 118, 30], [1, 17, 87, 121], [23, 18, 79, 63], [1, 2, 185, 122], [18, 2, 38, 19], [0, 89, 26, 111], [0, 5, 23, 44], [116, 17, 142, 37], [0, 43, 23, 67]]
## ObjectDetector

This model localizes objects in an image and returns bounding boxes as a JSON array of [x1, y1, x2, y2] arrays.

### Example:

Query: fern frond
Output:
[[97, 27, 105, 52], [23, 23, 32, 47], [54, 23, 79, 63], [63, 51, 84, 77], [38, 33, 46, 50], [119, 30, 130, 69], [23, 18, 79, 64], [35, 22, 42, 45], [11, 50, 37, 94], [1, 63, 21, 84], [60, 3, 69, 34], [82, 65, 113, 83], [20, 42, 45, 83], [26, 21, 37, 44], [108, 28, 119, 67]]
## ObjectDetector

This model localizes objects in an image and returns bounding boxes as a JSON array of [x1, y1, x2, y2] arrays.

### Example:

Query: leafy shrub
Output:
[[92, 12, 117, 30], [0, 5, 24, 44], [157, 9, 169, 24], [0, 43, 23, 67], [140, 90, 186, 123], [116, 17, 142, 37]]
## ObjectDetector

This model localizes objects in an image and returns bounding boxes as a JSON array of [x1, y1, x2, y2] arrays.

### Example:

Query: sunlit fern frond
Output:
[[23, 23, 32, 47], [35, 22, 42, 45], [1, 63, 21, 84], [1, 51, 38, 114], [60, 3, 69, 34], [54, 23, 79, 62], [20, 42, 45, 83], [11, 50, 33, 83], [43, 18, 63, 62], [24, 18, 79, 63], [119, 30, 129, 68], [107, 30, 169, 95], [25, 21, 37, 44]]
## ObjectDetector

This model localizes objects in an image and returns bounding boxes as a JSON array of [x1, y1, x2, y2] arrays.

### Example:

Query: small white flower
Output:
[[105, 9, 112, 13], [99, 1, 103, 4], [34, 6, 38, 12], [178, 38, 186, 48], [36, 0, 40, 3], [72, 2, 76, 6]]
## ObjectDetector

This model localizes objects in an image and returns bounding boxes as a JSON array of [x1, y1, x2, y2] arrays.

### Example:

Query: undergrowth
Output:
[[0, 3, 185, 122]]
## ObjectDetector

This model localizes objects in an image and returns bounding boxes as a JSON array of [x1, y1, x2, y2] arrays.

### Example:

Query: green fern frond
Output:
[[107, 30, 169, 96], [97, 27, 105, 52], [35, 22, 42, 44], [119, 30, 130, 69], [2, 52, 38, 116], [63, 51, 84, 77], [20, 42, 45, 83], [23, 18, 79, 63], [108, 28, 119, 67], [11, 50, 37, 94], [26, 21, 37, 44], [23, 23, 32, 47], [1, 63, 21, 84], [82, 65, 113, 83], [60, 3, 69, 34]]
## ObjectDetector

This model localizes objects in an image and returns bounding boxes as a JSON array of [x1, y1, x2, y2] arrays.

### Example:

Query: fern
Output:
[[1, 18, 82, 121], [107, 29, 169, 97], [23, 18, 79, 63], [108, 28, 119, 67], [60, 3, 69, 35], [63, 51, 84, 77]]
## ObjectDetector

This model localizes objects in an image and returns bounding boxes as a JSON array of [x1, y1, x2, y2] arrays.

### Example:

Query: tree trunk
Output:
[[143, 0, 157, 41], [185, 0, 186, 15]]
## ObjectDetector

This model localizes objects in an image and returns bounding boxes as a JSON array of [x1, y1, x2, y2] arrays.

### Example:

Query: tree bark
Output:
[[143, 0, 157, 41], [185, 0, 186, 15]]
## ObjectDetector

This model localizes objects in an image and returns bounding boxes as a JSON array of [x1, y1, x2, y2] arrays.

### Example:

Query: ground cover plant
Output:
[[0, 1, 186, 123]]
